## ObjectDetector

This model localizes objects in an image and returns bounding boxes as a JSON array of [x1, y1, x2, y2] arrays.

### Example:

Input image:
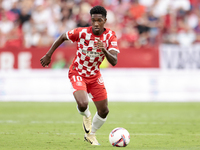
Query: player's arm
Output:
[[97, 39, 118, 66], [102, 49, 118, 66], [40, 33, 68, 67]]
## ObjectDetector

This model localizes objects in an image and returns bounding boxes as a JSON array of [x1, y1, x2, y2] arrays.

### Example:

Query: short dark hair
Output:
[[90, 6, 107, 18]]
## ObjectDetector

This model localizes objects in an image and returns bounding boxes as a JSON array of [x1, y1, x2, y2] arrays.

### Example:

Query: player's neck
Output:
[[92, 28, 106, 36]]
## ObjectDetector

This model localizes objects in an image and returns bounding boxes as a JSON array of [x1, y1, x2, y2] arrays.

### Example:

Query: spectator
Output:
[[128, 0, 146, 20], [0, 7, 16, 21], [22, 17, 41, 48], [119, 23, 139, 48], [31, 3, 51, 32], [194, 17, 200, 43], [0, 0, 200, 48], [190, 0, 200, 9], [135, 15, 150, 47], [77, 14, 90, 27], [112, 0, 130, 25], [18, 7, 31, 26], [1, 0, 17, 11], [186, 9, 199, 29], [162, 27, 178, 44], [4, 22, 23, 47], [37, 27, 54, 47], [10, 1, 20, 19], [177, 25, 196, 47], [146, 10, 161, 44], [0, 13, 14, 47]]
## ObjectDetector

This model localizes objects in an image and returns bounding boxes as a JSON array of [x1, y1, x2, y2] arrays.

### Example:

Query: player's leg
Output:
[[84, 99, 108, 145], [84, 74, 108, 145], [91, 99, 109, 134], [73, 90, 92, 134], [74, 90, 90, 114], [68, 70, 92, 134]]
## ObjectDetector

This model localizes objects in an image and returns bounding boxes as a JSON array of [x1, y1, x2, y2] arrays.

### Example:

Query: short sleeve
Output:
[[108, 32, 120, 53], [66, 28, 79, 43]]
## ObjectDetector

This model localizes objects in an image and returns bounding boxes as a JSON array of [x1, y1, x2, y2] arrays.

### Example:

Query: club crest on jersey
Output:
[[69, 29, 74, 34], [93, 40, 107, 50], [76, 81, 82, 86]]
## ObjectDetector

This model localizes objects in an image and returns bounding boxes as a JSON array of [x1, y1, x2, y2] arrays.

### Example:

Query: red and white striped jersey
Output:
[[66, 26, 119, 77]]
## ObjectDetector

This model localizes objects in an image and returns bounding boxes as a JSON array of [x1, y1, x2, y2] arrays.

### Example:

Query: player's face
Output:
[[91, 14, 107, 36]]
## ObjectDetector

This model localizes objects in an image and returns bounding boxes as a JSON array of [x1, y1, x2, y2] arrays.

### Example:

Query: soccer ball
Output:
[[109, 127, 130, 147]]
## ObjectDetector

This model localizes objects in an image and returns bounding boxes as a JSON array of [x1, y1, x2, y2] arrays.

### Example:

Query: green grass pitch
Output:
[[0, 102, 200, 150]]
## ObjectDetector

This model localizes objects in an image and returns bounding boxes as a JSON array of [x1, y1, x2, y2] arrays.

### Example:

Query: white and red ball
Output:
[[109, 127, 130, 147]]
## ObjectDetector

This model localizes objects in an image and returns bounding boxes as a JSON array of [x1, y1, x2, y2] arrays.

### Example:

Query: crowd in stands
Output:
[[0, 0, 200, 48]]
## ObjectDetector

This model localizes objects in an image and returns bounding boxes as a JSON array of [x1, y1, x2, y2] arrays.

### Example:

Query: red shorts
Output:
[[68, 69, 107, 102]]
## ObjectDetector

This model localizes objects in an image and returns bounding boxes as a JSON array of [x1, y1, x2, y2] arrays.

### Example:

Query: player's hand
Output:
[[40, 54, 51, 67], [96, 39, 105, 51]]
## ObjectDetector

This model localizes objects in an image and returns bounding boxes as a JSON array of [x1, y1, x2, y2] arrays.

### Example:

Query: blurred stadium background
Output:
[[0, 0, 200, 102]]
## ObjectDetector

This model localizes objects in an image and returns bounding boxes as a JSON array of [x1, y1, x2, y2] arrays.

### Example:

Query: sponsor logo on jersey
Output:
[[82, 50, 103, 58], [111, 41, 117, 47]]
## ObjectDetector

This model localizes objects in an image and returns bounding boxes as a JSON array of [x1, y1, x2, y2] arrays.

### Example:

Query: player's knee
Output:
[[98, 107, 109, 118], [77, 101, 88, 112]]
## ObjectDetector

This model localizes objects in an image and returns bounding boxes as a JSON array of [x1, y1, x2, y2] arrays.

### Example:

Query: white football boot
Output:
[[84, 133, 100, 145], [82, 115, 92, 134]]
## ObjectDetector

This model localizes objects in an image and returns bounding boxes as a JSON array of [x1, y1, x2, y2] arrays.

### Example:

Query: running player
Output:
[[40, 5, 120, 145]]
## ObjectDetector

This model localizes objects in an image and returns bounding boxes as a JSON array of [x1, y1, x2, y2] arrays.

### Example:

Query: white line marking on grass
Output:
[[0, 120, 81, 124], [109, 121, 200, 125], [0, 120, 19, 123], [2, 132, 199, 136], [30, 121, 81, 124], [0, 132, 15, 134], [133, 133, 171, 136], [4, 132, 200, 136], [0, 120, 199, 125], [70, 133, 171, 136], [0, 132, 171, 136]]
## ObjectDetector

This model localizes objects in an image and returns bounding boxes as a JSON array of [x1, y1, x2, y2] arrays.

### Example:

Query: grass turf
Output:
[[0, 102, 200, 150]]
